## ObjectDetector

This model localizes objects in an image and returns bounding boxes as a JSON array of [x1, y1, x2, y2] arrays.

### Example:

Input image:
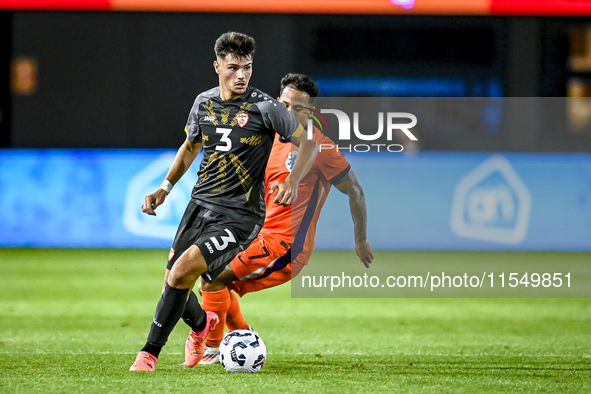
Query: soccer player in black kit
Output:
[[129, 32, 319, 371]]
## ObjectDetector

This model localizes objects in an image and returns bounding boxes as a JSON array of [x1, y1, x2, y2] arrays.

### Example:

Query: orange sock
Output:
[[226, 290, 249, 331], [201, 288, 230, 348]]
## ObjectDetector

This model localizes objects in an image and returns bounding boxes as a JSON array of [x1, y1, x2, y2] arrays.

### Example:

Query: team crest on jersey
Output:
[[168, 247, 175, 261], [236, 112, 249, 128], [285, 151, 297, 172]]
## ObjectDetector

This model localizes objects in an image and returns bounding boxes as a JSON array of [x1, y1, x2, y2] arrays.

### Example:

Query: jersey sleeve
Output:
[[185, 96, 203, 143], [257, 100, 304, 143], [316, 131, 351, 185]]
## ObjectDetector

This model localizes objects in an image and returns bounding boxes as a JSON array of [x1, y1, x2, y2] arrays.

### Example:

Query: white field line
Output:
[[0, 350, 589, 358]]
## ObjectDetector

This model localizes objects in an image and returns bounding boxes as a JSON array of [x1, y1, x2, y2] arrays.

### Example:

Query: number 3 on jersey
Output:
[[210, 229, 236, 251], [216, 127, 232, 151]]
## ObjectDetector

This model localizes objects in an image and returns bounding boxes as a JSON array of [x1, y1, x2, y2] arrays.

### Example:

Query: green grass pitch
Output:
[[1, 249, 590, 393]]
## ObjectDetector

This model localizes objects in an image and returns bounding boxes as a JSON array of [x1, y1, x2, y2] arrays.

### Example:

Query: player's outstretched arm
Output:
[[333, 170, 374, 268], [142, 138, 203, 216], [270, 133, 318, 206]]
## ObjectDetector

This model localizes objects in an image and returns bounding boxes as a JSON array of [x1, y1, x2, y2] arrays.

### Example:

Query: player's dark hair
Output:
[[215, 32, 256, 60], [279, 73, 320, 98]]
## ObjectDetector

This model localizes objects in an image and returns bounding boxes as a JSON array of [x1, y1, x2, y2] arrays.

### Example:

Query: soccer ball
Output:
[[219, 329, 266, 373]]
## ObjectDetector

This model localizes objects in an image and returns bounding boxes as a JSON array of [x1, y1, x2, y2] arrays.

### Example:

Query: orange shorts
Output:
[[230, 234, 304, 297]]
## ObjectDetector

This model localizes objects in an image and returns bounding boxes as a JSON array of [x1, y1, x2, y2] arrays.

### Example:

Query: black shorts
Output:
[[167, 200, 261, 282]]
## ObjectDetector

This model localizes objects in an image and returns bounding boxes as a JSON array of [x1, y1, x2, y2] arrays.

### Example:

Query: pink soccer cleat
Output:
[[185, 312, 219, 367], [129, 351, 157, 371]]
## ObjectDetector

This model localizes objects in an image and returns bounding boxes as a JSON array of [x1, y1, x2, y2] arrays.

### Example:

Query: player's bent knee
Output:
[[202, 278, 226, 292], [168, 246, 208, 288]]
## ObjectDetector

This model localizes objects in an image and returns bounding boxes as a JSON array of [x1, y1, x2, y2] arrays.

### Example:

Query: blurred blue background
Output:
[[2, 148, 590, 250]]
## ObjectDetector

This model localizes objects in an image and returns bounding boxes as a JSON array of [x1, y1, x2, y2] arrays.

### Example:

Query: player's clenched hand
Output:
[[269, 178, 297, 207], [141, 189, 168, 216], [356, 240, 374, 268]]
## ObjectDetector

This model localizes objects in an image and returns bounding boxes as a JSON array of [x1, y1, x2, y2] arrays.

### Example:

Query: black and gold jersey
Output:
[[184, 86, 304, 221]]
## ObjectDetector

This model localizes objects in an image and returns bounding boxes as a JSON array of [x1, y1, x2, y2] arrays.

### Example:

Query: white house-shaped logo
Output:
[[450, 155, 531, 245], [122, 153, 198, 240]]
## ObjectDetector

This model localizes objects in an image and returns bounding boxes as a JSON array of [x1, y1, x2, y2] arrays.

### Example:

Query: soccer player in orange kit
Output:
[[197, 73, 373, 364]]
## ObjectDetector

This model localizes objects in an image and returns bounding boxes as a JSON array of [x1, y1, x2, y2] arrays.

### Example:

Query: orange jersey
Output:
[[260, 128, 351, 265]]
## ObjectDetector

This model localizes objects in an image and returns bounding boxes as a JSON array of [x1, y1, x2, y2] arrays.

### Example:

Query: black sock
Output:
[[141, 342, 163, 359], [142, 284, 189, 358], [181, 291, 207, 332]]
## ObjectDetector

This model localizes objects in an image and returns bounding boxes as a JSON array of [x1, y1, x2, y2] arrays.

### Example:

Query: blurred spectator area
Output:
[[2, 12, 591, 151]]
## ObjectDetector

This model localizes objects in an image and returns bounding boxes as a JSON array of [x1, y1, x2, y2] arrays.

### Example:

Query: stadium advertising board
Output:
[[2, 97, 591, 250], [2, 0, 591, 15], [1, 149, 590, 250]]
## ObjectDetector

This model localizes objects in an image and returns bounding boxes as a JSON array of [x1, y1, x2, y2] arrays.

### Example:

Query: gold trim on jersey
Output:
[[203, 100, 219, 126], [221, 107, 231, 124], [211, 154, 227, 195], [229, 153, 254, 202], [202, 135, 209, 142], [230, 102, 254, 127], [240, 134, 264, 146], [199, 151, 218, 184]]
